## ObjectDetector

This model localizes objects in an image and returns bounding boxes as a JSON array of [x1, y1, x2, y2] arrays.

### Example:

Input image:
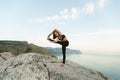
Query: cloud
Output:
[[83, 2, 95, 14], [60, 8, 69, 16], [28, 8, 80, 23], [68, 30, 120, 37], [60, 8, 70, 20], [87, 30, 120, 35], [98, 0, 106, 9], [71, 8, 80, 19], [28, 0, 108, 24]]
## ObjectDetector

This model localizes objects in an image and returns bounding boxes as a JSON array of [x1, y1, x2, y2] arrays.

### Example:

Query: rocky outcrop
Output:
[[0, 52, 15, 64], [0, 41, 28, 56], [0, 40, 56, 57], [0, 53, 111, 80]]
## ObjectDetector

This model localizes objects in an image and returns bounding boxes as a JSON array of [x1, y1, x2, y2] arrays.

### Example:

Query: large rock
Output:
[[0, 53, 111, 80], [0, 52, 15, 64]]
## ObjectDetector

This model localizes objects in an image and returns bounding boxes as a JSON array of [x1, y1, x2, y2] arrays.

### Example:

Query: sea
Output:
[[57, 53, 120, 80]]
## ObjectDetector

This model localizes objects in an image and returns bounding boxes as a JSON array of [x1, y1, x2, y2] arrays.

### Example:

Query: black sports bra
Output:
[[59, 35, 65, 40]]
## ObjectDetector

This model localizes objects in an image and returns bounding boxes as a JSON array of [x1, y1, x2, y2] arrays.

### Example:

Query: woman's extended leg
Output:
[[62, 46, 66, 64]]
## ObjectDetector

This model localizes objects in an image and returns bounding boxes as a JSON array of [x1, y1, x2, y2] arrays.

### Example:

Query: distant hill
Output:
[[0, 40, 56, 57], [45, 47, 81, 56]]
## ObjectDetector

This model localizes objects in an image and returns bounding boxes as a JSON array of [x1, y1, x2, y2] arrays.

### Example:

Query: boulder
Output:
[[0, 53, 111, 80], [0, 52, 15, 64]]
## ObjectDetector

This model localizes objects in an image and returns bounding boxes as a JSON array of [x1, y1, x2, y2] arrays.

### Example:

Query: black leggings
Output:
[[56, 41, 69, 64]]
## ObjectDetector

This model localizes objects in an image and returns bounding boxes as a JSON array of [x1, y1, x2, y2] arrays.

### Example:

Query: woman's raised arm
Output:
[[54, 29, 63, 35]]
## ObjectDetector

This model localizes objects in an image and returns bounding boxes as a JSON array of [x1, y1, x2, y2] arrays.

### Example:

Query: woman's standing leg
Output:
[[62, 46, 66, 64]]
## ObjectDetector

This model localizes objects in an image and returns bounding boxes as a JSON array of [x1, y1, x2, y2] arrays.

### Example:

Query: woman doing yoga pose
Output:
[[47, 29, 69, 66]]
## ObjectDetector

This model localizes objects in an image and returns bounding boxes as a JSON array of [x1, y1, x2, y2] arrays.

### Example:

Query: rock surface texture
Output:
[[0, 53, 111, 80], [0, 52, 15, 64]]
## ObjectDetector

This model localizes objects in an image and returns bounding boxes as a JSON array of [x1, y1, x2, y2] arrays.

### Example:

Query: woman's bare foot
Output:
[[60, 63, 65, 67]]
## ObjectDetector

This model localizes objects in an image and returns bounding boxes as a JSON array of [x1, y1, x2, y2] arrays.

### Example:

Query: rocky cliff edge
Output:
[[0, 53, 111, 80]]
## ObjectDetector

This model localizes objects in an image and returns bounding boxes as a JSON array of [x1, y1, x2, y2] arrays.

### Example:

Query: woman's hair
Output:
[[53, 31, 57, 39]]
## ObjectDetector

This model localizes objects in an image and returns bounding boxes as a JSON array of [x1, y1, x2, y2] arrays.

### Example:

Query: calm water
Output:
[[57, 53, 120, 80]]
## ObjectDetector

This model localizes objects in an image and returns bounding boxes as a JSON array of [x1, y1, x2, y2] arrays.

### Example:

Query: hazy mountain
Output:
[[45, 47, 81, 56]]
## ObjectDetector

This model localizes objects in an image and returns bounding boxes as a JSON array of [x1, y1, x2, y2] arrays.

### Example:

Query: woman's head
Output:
[[53, 31, 60, 39]]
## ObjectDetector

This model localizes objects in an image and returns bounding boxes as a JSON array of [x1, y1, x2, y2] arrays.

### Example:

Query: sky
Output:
[[0, 0, 120, 54]]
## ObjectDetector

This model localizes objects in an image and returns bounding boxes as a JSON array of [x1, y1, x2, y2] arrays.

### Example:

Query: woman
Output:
[[47, 29, 69, 66]]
